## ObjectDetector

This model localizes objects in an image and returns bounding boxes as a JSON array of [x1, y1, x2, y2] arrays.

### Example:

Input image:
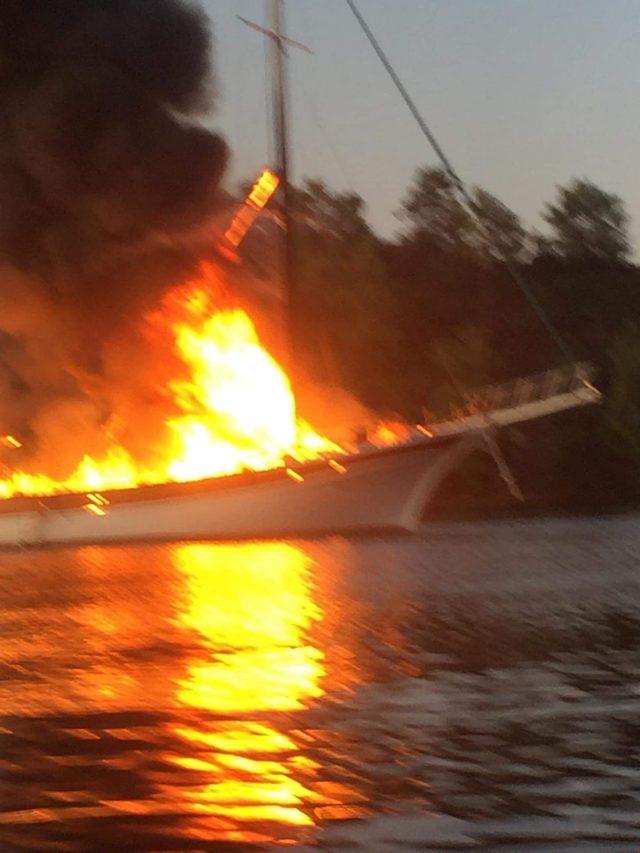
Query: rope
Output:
[[433, 345, 524, 502], [344, 0, 575, 366]]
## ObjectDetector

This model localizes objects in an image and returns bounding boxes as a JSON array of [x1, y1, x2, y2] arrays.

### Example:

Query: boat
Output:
[[0, 2, 602, 549], [0, 364, 599, 548]]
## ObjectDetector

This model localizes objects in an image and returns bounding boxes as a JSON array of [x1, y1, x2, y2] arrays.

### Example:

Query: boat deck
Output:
[[0, 433, 451, 516]]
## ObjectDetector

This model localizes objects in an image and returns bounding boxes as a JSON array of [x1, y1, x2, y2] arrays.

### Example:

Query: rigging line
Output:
[[297, 69, 352, 190], [344, 0, 576, 368], [432, 344, 524, 502]]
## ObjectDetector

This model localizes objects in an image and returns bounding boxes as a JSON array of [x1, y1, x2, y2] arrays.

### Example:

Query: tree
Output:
[[270, 179, 408, 413], [398, 166, 526, 261], [291, 179, 371, 242], [469, 189, 527, 261], [542, 179, 630, 263], [605, 322, 640, 461], [398, 167, 472, 250], [432, 323, 496, 413]]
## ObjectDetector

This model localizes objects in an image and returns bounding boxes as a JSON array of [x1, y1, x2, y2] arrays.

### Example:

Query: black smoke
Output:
[[0, 0, 227, 310], [0, 0, 229, 445]]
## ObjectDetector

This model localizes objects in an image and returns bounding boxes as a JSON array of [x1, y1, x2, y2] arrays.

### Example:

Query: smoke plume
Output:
[[0, 0, 228, 448]]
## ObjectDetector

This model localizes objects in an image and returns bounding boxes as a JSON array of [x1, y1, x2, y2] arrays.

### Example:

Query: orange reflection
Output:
[[168, 542, 326, 834], [0, 545, 184, 716], [174, 543, 324, 712]]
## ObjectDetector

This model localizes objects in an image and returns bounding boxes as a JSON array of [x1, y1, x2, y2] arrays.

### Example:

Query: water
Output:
[[2, 515, 640, 850]]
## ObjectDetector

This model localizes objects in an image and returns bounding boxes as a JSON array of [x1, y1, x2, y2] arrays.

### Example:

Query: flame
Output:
[[165, 284, 339, 482], [0, 160, 417, 501], [168, 300, 300, 481], [0, 446, 141, 499], [223, 168, 280, 252], [0, 161, 408, 502], [0, 434, 21, 449], [368, 419, 412, 447], [0, 271, 340, 499]]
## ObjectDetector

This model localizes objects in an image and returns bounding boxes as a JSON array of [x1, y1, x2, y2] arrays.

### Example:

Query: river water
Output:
[[1, 515, 640, 850]]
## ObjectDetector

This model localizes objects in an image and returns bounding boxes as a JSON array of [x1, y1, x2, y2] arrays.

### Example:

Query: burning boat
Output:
[[0, 1, 602, 548], [0, 361, 599, 548]]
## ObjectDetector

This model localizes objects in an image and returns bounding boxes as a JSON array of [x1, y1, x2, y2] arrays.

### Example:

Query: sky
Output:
[[200, 0, 640, 249]]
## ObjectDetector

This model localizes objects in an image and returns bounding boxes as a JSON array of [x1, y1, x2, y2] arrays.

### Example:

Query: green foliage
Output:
[[398, 166, 527, 261], [470, 189, 527, 261], [284, 172, 640, 510], [605, 322, 640, 460], [398, 167, 472, 250], [291, 180, 406, 412], [433, 323, 496, 407], [543, 179, 630, 262], [291, 179, 371, 242]]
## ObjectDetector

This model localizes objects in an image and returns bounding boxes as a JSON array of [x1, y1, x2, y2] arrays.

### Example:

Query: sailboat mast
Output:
[[269, 0, 296, 367]]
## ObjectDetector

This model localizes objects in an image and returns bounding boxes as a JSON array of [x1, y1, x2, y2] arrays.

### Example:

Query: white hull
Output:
[[0, 367, 600, 550], [0, 436, 479, 549]]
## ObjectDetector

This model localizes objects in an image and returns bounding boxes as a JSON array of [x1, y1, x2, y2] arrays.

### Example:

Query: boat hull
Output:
[[0, 436, 478, 549]]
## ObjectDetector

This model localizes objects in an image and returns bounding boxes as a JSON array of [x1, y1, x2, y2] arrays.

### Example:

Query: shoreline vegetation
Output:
[[243, 170, 640, 515]]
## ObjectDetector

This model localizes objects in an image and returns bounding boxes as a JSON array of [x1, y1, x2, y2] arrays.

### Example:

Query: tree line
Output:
[[282, 170, 640, 514]]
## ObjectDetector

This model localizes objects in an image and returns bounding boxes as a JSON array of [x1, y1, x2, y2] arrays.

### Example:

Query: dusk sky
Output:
[[202, 0, 640, 249]]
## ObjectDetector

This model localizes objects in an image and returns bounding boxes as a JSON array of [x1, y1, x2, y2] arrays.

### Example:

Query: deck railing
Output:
[[430, 363, 600, 436], [480, 362, 596, 414]]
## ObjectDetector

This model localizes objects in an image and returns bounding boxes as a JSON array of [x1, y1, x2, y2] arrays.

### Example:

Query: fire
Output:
[[368, 419, 412, 447], [0, 434, 21, 449], [220, 168, 280, 260], [0, 272, 339, 499], [0, 164, 411, 502], [165, 284, 339, 482], [167, 304, 300, 481]]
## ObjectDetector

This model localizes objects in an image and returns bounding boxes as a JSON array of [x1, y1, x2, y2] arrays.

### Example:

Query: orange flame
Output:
[[222, 168, 279, 254], [0, 160, 409, 502], [0, 270, 339, 499], [164, 284, 339, 482], [0, 434, 21, 449]]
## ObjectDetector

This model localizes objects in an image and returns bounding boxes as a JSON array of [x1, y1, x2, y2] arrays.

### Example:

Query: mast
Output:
[[269, 0, 296, 369]]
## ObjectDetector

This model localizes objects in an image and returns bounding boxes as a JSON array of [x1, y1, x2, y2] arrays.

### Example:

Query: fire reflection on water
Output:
[[0, 541, 372, 846], [174, 543, 325, 712], [166, 542, 326, 831]]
